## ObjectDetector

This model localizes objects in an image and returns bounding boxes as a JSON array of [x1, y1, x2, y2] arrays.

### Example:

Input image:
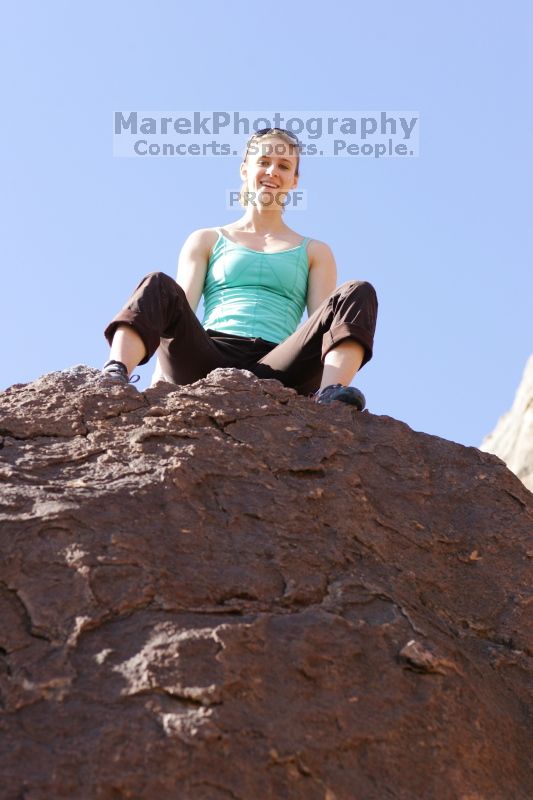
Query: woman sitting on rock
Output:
[[102, 128, 378, 409]]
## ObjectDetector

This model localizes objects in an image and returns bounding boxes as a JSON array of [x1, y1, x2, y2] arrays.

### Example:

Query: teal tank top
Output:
[[202, 230, 310, 344]]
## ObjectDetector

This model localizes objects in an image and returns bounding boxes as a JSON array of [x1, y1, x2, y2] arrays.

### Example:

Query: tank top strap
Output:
[[301, 236, 312, 250], [208, 228, 224, 263]]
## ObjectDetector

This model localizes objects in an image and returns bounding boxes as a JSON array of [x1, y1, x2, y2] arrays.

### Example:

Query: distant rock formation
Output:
[[1, 366, 532, 800], [480, 355, 533, 492]]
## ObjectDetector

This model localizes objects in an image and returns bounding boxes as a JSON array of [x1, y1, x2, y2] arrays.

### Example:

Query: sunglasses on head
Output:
[[244, 128, 301, 162], [250, 127, 300, 142]]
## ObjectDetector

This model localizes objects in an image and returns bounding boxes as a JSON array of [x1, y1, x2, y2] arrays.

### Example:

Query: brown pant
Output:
[[104, 272, 378, 396]]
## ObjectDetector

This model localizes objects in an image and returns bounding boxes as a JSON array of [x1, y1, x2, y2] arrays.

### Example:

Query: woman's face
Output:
[[240, 135, 299, 209]]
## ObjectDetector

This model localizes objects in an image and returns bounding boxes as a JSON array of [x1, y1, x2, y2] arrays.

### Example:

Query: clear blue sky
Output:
[[1, 0, 531, 448]]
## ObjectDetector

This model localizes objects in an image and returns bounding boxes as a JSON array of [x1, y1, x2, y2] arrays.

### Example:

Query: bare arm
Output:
[[150, 228, 214, 386], [306, 240, 338, 316], [176, 228, 215, 312]]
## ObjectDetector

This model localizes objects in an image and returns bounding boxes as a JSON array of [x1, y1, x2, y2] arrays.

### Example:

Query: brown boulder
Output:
[[0, 366, 532, 800]]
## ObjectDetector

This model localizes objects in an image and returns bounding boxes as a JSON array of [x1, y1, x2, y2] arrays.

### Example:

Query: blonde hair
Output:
[[238, 128, 301, 210]]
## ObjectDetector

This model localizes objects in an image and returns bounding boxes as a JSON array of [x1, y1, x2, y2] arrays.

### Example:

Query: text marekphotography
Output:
[[113, 111, 420, 159]]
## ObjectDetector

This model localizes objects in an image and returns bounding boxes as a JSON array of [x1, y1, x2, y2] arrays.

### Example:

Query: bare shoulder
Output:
[[307, 238, 336, 269], [181, 227, 220, 255]]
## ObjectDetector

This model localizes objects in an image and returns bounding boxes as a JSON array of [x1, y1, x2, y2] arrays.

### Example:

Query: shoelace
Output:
[[103, 360, 140, 384], [310, 384, 343, 400]]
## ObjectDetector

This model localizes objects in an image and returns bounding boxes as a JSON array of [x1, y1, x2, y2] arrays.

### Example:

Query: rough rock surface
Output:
[[0, 365, 532, 800], [481, 354, 533, 492]]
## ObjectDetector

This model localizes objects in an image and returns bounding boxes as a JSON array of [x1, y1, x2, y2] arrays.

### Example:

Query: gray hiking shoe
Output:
[[101, 360, 140, 386], [313, 383, 366, 411]]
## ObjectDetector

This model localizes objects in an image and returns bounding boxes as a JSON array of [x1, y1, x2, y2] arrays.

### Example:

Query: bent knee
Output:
[[338, 279, 377, 299], [141, 271, 184, 293], [143, 270, 176, 284]]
